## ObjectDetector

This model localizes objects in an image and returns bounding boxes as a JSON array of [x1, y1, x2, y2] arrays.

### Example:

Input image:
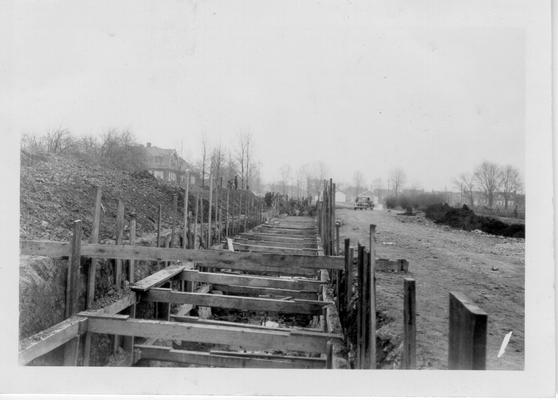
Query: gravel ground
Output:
[[337, 208, 524, 370]]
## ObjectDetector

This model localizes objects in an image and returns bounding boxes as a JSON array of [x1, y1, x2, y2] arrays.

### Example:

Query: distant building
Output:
[[335, 190, 347, 203], [143, 142, 198, 185]]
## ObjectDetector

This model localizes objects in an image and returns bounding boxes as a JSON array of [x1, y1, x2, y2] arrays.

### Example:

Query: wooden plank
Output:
[[87, 317, 330, 353], [145, 288, 329, 314], [211, 284, 317, 300], [173, 284, 211, 317], [368, 224, 377, 369], [65, 220, 82, 318], [84, 292, 136, 316], [169, 315, 332, 335], [136, 345, 325, 368], [402, 278, 416, 369], [19, 241, 344, 273], [448, 292, 487, 370], [239, 232, 317, 242], [180, 270, 323, 291], [115, 199, 125, 291], [210, 350, 325, 364], [130, 264, 190, 291], [19, 316, 87, 365], [232, 242, 318, 252]]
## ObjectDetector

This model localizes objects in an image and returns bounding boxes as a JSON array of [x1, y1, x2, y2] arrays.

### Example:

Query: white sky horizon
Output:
[[5, 0, 526, 191]]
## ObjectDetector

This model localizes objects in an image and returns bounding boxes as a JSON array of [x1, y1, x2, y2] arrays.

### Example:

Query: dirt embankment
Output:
[[336, 208, 524, 370]]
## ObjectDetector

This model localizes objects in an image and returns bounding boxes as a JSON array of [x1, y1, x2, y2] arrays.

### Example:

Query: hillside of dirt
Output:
[[20, 150, 252, 242]]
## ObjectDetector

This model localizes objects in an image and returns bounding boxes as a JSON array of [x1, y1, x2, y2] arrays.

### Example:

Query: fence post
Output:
[[65, 220, 82, 318], [368, 224, 377, 369], [129, 212, 136, 283], [208, 175, 213, 247], [194, 191, 199, 249], [360, 250, 369, 367], [356, 244, 364, 368], [115, 199, 124, 291], [343, 239, 351, 326], [448, 292, 487, 369], [402, 278, 416, 369], [183, 173, 190, 249]]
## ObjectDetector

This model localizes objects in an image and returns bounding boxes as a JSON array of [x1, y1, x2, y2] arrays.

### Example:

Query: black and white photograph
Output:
[[1, 0, 554, 397]]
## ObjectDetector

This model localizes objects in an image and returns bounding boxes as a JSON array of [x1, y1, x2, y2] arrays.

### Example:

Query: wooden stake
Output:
[[356, 244, 363, 368], [194, 190, 199, 249], [225, 189, 230, 237], [183, 173, 190, 249], [129, 213, 136, 283], [87, 186, 102, 309], [172, 193, 178, 247], [157, 204, 162, 248], [115, 199, 124, 291], [448, 292, 487, 370], [360, 250, 369, 368], [326, 341, 333, 369], [208, 175, 213, 247], [368, 224, 377, 369], [65, 220, 82, 318], [344, 239, 352, 321], [402, 278, 416, 369], [63, 335, 80, 366]]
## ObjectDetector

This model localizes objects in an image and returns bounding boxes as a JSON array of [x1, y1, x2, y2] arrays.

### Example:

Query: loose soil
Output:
[[337, 208, 524, 370]]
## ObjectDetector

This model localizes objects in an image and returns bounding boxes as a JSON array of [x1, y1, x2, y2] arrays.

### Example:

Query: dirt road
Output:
[[336, 208, 524, 370]]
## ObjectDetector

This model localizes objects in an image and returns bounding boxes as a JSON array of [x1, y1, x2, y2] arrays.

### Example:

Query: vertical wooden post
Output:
[[225, 189, 230, 237], [63, 335, 80, 366], [115, 199, 124, 291], [122, 301, 136, 364], [129, 213, 136, 283], [243, 191, 248, 232], [360, 250, 369, 368], [217, 177, 222, 244], [356, 244, 363, 368], [448, 292, 487, 370], [326, 341, 333, 369], [322, 307, 328, 332], [194, 190, 199, 249], [87, 186, 102, 309], [335, 224, 340, 257], [172, 193, 178, 247], [402, 278, 416, 369], [238, 190, 242, 234], [157, 204, 162, 247], [368, 224, 377, 369], [207, 175, 213, 247], [184, 174, 190, 249], [65, 220, 82, 318], [343, 239, 351, 324]]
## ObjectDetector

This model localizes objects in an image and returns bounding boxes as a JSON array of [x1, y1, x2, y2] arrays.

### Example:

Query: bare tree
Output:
[[236, 132, 253, 190], [45, 128, 72, 153], [279, 164, 291, 196], [500, 165, 522, 209], [474, 161, 501, 208], [389, 168, 406, 198], [454, 173, 476, 207], [353, 170, 364, 200]]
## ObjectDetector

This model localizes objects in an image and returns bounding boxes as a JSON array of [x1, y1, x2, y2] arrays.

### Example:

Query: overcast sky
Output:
[[6, 0, 527, 190]]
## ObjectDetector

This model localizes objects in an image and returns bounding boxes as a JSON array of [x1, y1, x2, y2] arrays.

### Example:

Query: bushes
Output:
[[385, 193, 447, 211], [425, 203, 525, 238]]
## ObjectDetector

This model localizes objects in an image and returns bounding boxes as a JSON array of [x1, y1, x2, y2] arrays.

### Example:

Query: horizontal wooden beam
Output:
[[180, 270, 324, 291], [87, 317, 331, 353], [211, 284, 317, 300], [135, 345, 325, 368], [131, 264, 190, 291], [232, 242, 318, 253], [169, 315, 332, 336], [145, 288, 329, 314], [19, 316, 88, 365], [20, 240, 343, 272], [86, 292, 137, 315]]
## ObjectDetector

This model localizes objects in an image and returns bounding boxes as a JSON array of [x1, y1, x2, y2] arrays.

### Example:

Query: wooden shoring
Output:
[[402, 278, 416, 369], [130, 264, 190, 291], [136, 345, 326, 368], [179, 270, 324, 291], [193, 190, 199, 249], [367, 224, 377, 369], [448, 292, 487, 370], [145, 288, 329, 314], [208, 175, 213, 247], [210, 284, 317, 300], [87, 317, 332, 353], [21, 241, 344, 272], [19, 315, 88, 365], [183, 173, 190, 249], [65, 220, 82, 318]]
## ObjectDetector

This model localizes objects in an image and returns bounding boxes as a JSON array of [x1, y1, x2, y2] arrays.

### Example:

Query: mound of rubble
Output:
[[425, 204, 524, 238]]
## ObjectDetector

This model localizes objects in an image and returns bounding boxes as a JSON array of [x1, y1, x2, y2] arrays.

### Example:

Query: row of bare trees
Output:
[[198, 132, 263, 194], [268, 161, 330, 200], [21, 129, 147, 171], [455, 161, 522, 209]]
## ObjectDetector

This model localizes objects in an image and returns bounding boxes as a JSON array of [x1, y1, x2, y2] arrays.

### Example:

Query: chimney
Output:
[[146, 142, 151, 147]]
